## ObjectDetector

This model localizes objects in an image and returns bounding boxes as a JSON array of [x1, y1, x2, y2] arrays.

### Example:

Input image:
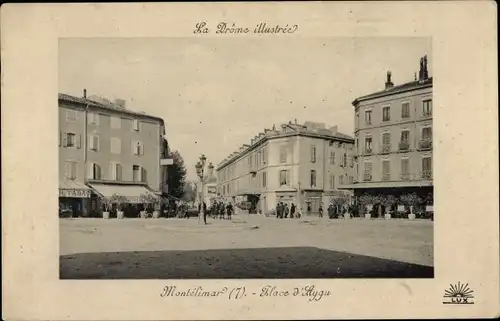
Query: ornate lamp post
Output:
[[195, 154, 207, 222]]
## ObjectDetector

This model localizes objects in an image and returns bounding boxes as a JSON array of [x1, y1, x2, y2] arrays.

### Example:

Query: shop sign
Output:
[[207, 186, 217, 194], [59, 189, 91, 198]]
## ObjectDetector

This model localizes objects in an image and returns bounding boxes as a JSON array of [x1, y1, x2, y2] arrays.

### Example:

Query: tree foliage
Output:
[[167, 150, 187, 199], [183, 181, 197, 203]]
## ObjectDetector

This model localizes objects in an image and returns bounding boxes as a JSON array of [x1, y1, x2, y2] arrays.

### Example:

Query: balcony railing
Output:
[[363, 173, 372, 181], [400, 173, 411, 181], [423, 111, 432, 117], [419, 139, 433, 150], [363, 148, 373, 155], [421, 171, 433, 179], [399, 141, 410, 152], [381, 144, 391, 154], [382, 173, 391, 181]]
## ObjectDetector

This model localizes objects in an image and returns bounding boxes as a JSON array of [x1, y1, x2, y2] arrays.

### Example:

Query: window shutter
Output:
[[71, 162, 77, 179], [94, 136, 99, 151], [64, 162, 70, 179], [88, 135, 94, 150], [138, 166, 143, 182], [117, 164, 122, 181], [96, 164, 101, 179], [109, 163, 115, 180], [76, 134, 82, 149], [62, 132, 67, 147], [87, 163, 93, 179], [140, 143, 144, 155], [142, 167, 147, 183], [59, 132, 62, 147]]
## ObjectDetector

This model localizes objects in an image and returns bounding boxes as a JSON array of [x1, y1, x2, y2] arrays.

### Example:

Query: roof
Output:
[[216, 121, 354, 170], [352, 77, 433, 106], [58, 93, 164, 123]]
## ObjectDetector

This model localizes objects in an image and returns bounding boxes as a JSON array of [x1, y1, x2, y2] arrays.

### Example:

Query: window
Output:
[[111, 116, 121, 129], [402, 102, 410, 118], [110, 163, 122, 181], [401, 130, 410, 143], [279, 146, 287, 163], [382, 160, 391, 180], [401, 158, 410, 179], [422, 157, 432, 178], [329, 151, 335, 165], [66, 133, 76, 147], [132, 141, 144, 155], [279, 170, 288, 186], [133, 165, 141, 182], [133, 119, 140, 131], [422, 99, 432, 116], [88, 163, 101, 180], [329, 174, 335, 189], [356, 112, 360, 128], [66, 109, 78, 122], [310, 170, 317, 187], [88, 112, 99, 125], [422, 127, 432, 141], [365, 110, 372, 125], [364, 162, 373, 181], [364, 136, 373, 152], [262, 147, 267, 164], [310, 145, 316, 163], [262, 172, 267, 187], [64, 161, 77, 180], [382, 133, 391, 145], [110, 137, 121, 154], [89, 135, 99, 151], [382, 106, 391, 121], [342, 153, 347, 167]]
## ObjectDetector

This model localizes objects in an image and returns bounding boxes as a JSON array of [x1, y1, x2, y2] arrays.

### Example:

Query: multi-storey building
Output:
[[58, 91, 172, 217], [216, 121, 355, 215], [343, 55, 433, 205]]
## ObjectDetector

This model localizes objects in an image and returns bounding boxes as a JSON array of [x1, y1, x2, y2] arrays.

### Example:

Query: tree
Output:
[[167, 150, 187, 199], [183, 181, 197, 203]]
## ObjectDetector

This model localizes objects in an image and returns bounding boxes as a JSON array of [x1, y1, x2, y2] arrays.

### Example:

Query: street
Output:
[[60, 212, 433, 279]]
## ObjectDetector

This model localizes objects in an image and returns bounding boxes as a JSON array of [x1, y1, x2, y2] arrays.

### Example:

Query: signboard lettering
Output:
[[59, 189, 91, 198]]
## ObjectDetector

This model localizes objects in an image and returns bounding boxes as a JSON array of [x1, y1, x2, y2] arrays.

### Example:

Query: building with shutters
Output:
[[216, 120, 355, 215], [341, 55, 433, 211], [58, 91, 172, 217]]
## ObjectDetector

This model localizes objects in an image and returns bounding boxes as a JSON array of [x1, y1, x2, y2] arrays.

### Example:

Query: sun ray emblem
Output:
[[443, 282, 474, 304]]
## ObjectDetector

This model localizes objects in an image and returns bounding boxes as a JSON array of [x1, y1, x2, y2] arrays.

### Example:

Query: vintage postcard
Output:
[[1, 2, 498, 320]]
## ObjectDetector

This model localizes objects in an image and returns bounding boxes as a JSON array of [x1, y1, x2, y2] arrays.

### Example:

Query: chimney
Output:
[[115, 98, 126, 109], [294, 118, 297, 124], [423, 55, 429, 80], [83, 89, 87, 99], [414, 72, 417, 81], [419, 56, 424, 81], [385, 71, 394, 89]]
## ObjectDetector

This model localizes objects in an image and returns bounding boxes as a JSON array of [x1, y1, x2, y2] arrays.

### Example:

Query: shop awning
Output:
[[88, 183, 159, 204], [59, 180, 91, 198]]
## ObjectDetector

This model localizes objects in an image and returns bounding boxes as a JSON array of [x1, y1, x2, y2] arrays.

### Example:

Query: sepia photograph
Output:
[[58, 37, 434, 279]]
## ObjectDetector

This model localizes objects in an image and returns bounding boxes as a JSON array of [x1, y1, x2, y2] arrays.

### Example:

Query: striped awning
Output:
[[89, 183, 158, 204], [59, 180, 91, 198]]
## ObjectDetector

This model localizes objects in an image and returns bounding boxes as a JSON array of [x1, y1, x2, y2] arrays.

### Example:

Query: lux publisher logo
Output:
[[442, 282, 474, 305]]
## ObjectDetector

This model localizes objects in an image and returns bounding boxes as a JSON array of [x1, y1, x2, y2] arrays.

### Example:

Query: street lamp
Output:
[[195, 154, 207, 222]]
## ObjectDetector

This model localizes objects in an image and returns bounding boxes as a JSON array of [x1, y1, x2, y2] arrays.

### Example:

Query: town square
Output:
[[58, 37, 434, 279]]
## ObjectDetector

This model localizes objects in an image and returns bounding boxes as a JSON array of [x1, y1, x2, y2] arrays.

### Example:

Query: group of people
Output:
[[275, 202, 302, 219], [197, 201, 234, 224]]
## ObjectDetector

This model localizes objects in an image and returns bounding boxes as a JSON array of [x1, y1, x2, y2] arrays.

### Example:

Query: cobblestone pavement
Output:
[[60, 213, 433, 279]]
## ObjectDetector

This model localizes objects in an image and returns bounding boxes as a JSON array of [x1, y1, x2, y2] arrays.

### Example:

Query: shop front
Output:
[[59, 180, 92, 217], [303, 190, 323, 215], [88, 182, 160, 218]]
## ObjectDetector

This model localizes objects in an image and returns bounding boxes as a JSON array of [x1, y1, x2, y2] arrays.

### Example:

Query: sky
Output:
[[59, 37, 432, 182]]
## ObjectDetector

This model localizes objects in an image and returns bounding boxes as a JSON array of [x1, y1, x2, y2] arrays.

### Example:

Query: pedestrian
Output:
[[290, 203, 295, 218], [226, 203, 232, 220], [284, 203, 290, 218], [203, 202, 208, 224], [219, 202, 225, 220], [318, 203, 324, 218], [277, 202, 283, 219]]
